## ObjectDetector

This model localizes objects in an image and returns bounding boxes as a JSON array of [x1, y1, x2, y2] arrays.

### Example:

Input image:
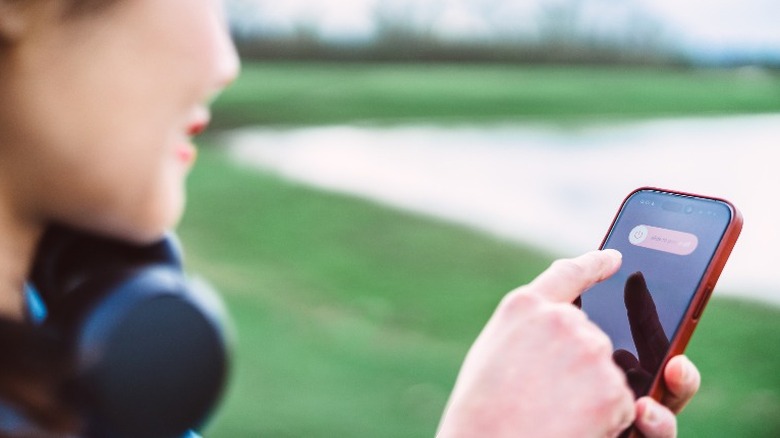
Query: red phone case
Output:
[[601, 188, 743, 437]]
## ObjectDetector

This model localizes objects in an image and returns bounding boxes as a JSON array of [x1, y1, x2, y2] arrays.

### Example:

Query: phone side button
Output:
[[692, 285, 714, 321]]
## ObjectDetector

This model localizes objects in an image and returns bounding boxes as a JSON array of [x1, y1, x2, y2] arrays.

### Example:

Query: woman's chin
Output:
[[90, 203, 185, 245]]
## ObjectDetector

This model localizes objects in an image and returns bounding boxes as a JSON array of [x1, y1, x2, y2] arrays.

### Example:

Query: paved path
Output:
[[225, 115, 780, 306]]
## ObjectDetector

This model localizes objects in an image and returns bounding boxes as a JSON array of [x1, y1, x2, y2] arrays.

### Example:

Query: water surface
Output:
[[225, 115, 780, 305]]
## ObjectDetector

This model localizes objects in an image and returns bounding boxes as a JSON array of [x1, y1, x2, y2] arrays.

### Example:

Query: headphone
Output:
[[30, 224, 231, 438]]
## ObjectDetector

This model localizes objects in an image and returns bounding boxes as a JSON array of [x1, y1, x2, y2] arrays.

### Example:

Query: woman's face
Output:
[[0, 0, 239, 242]]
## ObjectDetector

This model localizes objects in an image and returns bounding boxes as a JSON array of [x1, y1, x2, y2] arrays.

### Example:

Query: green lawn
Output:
[[191, 62, 780, 436], [211, 62, 780, 128], [179, 148, 780, 437]]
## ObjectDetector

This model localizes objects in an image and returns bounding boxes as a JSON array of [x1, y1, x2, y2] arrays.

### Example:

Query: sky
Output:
[[226, 0, 780, 62]]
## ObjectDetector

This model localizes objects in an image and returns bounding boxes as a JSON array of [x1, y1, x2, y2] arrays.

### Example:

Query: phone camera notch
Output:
[[662, 201, 682, 213]]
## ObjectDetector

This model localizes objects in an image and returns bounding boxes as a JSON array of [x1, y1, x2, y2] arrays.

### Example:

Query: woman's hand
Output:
[[437, 250, 635, 438], [633, 355, 701, 438]]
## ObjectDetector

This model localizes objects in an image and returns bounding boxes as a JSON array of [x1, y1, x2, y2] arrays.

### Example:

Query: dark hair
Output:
[[1, 2, 114, 435], [0, 318, 79, 436]]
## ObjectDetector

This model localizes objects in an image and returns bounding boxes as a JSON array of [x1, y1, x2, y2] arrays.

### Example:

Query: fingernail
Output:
[[642, 400, 661, 427], [677, 355, 698, 386], [679, 360, 691, 384], [602, 249, 622, 265]]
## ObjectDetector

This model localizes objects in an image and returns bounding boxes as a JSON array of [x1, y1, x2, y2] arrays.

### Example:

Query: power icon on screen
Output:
[[629, 225, 648, 245]]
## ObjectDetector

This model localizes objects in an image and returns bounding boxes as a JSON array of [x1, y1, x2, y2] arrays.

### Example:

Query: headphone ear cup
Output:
[[75, 269, 229, 438], [30, 225, 230, 438]]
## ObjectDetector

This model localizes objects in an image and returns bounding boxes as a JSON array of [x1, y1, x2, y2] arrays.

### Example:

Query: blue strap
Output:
[[24, 283, 47, 324]]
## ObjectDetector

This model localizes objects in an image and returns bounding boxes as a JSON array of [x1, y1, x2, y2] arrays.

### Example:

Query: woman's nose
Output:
[[215, 31, 240, 90], [211, 0, 240, 92]]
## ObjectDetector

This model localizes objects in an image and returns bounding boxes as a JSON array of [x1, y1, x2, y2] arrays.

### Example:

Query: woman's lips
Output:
[[188, 120, 209, 136], [177, 142, 197, 165], [187, 108, 211, 136], [178, 112, 210, 165]]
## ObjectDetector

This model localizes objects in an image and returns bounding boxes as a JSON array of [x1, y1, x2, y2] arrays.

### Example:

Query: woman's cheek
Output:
[[138, 149, 189, 236], [96, 139, 188, 243]]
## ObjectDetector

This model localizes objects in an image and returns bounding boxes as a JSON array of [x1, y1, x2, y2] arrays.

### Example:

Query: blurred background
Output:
[[181, 0, 780, 436]]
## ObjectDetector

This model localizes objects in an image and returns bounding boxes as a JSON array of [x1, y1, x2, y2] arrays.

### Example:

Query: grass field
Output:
[[211, 62, 780, 128], [179, 148, 780, 437], [185, 62, 780, 436]]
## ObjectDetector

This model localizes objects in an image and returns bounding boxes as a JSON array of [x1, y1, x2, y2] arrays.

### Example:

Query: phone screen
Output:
[[579, 189, 734, 398]]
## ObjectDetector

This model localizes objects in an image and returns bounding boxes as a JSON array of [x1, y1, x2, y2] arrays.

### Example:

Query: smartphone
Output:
[[576, 188, 742, 408]]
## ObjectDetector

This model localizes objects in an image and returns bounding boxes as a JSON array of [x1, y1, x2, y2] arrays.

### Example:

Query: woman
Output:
[[0, 0, 238, 435], [0, 0, 698, 436]]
